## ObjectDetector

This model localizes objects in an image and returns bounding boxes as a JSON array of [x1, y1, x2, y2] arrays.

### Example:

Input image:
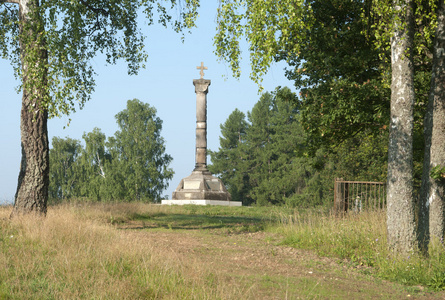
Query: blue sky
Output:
[[0, 1, 296, 204]]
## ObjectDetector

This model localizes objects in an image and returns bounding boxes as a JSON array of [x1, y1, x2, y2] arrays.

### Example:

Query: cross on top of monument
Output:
[[196, 62, 208, 79]]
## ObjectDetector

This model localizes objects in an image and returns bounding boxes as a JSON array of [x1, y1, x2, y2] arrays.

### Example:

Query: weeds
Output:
[[2, 202, 445, 298], [275, 209, 445, 291], [0, 204, 251, 299]]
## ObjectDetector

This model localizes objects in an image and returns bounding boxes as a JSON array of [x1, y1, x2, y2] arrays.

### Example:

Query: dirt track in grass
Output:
[[119, 222, 445, 299]]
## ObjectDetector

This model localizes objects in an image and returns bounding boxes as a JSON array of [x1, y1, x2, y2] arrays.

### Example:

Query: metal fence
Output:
[[334, 178, 386, 213]]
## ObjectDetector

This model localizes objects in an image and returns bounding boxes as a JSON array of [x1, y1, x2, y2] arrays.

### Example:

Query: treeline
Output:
[[209, 0, 432, 208], [209, 87, 388, 207], [49, 99, 174, 203]]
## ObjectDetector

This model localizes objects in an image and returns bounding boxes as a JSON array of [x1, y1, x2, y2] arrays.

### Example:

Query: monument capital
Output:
[[193, 79, 211, 94]]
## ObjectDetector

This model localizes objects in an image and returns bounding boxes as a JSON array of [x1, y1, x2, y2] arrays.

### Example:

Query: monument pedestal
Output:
[[162, 169, 240, 206], [163, 62, 240, 206]]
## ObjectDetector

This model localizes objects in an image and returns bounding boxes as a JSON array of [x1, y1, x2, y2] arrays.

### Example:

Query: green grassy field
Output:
[[1, 202, 444, 299]]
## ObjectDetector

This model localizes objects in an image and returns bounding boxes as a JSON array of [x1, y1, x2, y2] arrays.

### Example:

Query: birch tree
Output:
[[0, 0, 199, 216], [419, 0, 445, 248], [213, 0, 440, 253], [386, 0, 417, 254], [109, 99, 173, 202]]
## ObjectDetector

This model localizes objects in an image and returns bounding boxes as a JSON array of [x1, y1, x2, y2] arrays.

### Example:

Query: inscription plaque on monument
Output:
[[162, 63, 241, 206]]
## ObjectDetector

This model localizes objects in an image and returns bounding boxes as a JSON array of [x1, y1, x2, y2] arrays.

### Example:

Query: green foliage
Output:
[[279, 0, 390, 152], [430, 165, 445, 181], [49, 99, 173, 203], [214, 0, 313, 85], [277, 209, 445, 291], [245, 87, 301, 205], [48, 137, 82, 202], [369, 0, 437, 67], [75, 128, 110, 200], [208, 108, 250, 203], [108, 99, 174, 202], [0, 0, 199, 118], [210, 87, 307, 206], [214, 0, 432, 158], [210, 86, 389, 207], [214, 0, 437, 89]]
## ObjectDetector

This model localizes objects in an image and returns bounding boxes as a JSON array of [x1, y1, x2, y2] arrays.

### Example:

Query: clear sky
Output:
[[0, 1, 296, 204]]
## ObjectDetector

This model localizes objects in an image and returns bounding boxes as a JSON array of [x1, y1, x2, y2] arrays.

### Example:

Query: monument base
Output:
[[166, 169, 238, 206], [161, 199, 242, 206]]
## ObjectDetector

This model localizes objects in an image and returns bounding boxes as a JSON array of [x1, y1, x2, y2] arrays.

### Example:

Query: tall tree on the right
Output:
[[213, 0, 440, 253], [419, 0, 445, 249], [386, 0, 417, 254]]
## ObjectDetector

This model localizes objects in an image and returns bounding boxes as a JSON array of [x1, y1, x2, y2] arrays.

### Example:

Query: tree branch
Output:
[[78, 0, 109, 16], [1, 1, 17, 14], [0, 0, 19, 4]]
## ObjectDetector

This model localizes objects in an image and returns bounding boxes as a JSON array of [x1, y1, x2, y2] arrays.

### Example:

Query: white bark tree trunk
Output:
[[419, 0, 445, 246], [386, 0, 417, 254]]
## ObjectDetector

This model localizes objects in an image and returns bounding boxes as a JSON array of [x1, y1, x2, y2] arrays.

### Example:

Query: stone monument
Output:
[[162, 62, 241, 206]]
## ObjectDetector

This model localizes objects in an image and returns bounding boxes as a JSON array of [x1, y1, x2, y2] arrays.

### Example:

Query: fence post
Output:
[[334, 178, 345, 213]]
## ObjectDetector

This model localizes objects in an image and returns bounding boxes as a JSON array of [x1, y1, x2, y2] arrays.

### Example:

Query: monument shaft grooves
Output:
[[193, 79, 210, 171]]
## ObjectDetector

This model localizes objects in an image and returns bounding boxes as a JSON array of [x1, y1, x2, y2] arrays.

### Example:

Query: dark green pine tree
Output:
[[244, 91, 274, 205], [264, 87, 302, 204], [246, 87, 302, 205], [211, 87, 305, 206], [208, 109, 250, 204]]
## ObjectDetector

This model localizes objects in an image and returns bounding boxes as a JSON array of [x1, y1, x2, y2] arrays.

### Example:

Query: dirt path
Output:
[[120, 225, 444, 299]]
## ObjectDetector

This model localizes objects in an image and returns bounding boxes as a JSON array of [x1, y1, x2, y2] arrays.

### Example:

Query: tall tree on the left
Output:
[[0, 0, 199, 216]]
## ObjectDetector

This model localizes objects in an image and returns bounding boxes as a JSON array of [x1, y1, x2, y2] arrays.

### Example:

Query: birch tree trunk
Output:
[[11, 0, 50, 216], [386, 0, 417, 254], [419, 0, 445, 247]]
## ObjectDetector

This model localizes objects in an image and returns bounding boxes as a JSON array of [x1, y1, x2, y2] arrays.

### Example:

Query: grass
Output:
[[1, 202, 445, 298], [0, 203, 255, 299], [274, 209, 445, 291], [64, 201, 278, 233], [275, 209, 387, 266]]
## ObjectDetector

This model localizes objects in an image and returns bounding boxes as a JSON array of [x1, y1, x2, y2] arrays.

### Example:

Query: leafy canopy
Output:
[[214, 0, 437, 86], [214, 0, 313, 85], [0, 0, 199, 117], [49, 99, 174, 202]]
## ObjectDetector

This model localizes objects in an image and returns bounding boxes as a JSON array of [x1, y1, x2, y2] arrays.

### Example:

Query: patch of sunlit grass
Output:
[[0, 204, 251, 299], [274, 208, 445, 291]]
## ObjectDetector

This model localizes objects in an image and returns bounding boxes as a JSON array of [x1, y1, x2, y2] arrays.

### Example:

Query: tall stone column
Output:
[[193, 79, 210, 172], [164, 62, 239, 206]]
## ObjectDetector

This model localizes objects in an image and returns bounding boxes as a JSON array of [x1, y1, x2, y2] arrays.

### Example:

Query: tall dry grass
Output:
[[0, 204, 250, 299], [275, 209, 445, 290], [276, 209, 388, 266]]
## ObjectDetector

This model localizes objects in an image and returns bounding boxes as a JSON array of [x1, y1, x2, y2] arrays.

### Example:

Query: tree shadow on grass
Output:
[[117, 213, 267, 232]]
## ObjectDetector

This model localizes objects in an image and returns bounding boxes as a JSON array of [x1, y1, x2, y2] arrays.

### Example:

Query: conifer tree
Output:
[[208, 109, 250, 203]]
